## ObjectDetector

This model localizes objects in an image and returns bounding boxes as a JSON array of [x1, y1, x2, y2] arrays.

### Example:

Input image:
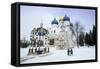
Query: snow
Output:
[[20, 46, 95, 64]]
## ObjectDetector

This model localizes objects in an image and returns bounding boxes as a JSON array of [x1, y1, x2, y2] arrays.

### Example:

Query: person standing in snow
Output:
[[66, 22, 76, 56]]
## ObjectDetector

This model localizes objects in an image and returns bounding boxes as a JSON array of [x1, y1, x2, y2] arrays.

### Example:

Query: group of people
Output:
[[67, 48, 73, 56]]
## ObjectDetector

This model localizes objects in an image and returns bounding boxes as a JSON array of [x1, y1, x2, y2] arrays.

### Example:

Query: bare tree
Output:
[[74, 22, 84, 48], [30, 28, 36, 47]]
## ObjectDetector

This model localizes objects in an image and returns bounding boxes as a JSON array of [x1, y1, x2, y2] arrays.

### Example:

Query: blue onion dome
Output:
[[51, 18, 58, 25], [63, 15, 70, 21]]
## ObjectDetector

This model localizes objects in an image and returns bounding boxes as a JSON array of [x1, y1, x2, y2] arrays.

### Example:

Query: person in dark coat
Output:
[[67, 49, 70, 55], [71, 48, 73, 55], [67, 48, 73, 56]]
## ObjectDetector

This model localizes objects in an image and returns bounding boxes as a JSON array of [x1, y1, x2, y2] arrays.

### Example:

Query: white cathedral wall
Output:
[[54, 20, 76, 48]]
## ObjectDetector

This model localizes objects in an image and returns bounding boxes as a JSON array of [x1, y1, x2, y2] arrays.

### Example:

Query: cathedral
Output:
[[48, 15, 76, 49]]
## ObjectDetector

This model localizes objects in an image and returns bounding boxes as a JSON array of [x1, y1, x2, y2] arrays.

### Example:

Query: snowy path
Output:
[[20, 46, 95, 64]]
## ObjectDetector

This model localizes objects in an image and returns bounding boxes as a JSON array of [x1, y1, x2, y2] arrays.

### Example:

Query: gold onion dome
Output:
[[59, 16, 64, 21], [59, 15, 70, 21]]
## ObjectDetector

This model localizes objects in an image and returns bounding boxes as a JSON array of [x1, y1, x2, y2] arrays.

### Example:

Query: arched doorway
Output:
[[49, 39, 54, 45]]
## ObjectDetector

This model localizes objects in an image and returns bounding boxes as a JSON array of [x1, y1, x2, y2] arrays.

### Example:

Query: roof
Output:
[[36, 27, 49, 36], [63, 15, 70, 21], [51, 18, 58, 25]]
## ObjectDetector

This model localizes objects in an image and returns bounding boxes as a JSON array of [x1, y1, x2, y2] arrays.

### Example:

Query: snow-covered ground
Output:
[[20, 46, 95, 64]]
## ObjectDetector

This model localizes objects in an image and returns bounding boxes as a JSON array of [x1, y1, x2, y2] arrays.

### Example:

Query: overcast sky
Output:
[[20, 5, 95, 40]]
